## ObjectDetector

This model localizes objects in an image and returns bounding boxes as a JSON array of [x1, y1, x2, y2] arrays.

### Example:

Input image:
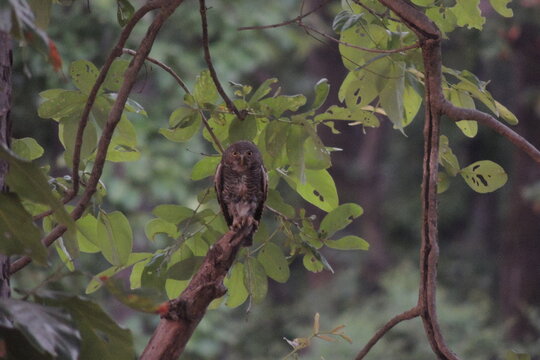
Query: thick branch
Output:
[[140, 226, 253, 360], [440, 100, 540, 163], [377, 0, 439, 39], [355, 306, 421, 359]]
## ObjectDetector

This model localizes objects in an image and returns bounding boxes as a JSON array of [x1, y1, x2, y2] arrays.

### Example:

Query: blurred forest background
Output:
[[8, 0, 540, 358]]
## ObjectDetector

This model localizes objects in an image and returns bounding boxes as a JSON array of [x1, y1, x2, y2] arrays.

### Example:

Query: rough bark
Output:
[[0, 30, 13, 299]]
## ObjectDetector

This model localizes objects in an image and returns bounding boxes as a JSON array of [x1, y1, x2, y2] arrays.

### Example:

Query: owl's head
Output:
[[223, 141, 262, 172]]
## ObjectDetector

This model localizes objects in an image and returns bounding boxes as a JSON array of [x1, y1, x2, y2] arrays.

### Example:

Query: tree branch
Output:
[[140, 225, 253, 360], [10, 0, 188, 275], [440, 100, 540, 163], [355, 306, 421, 359], [122, 47, 224, 153], [199, 0, 245, 121]]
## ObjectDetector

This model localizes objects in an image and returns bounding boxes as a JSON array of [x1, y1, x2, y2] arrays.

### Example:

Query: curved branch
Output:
[[199, 0, 245, 121], [71, 0, 162, 198], [140, 225, 253, 360], [122, 48, 224, 153], [440, 100, 540, 163], [10, 0, 188, 275], [355, 306, 421, 359]]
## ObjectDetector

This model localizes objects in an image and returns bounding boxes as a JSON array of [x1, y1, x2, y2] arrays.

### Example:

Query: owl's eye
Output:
[[247, 151, 253, 156], [232, 151, 239, 156]]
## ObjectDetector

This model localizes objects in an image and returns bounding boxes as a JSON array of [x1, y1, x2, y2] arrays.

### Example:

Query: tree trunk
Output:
[[500, 23, 540, 341], [0, 30, 13, 298]]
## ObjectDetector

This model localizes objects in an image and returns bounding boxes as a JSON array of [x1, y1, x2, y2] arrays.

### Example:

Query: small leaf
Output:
[[439, 135, 460, 176], [116, 0, 135, 27], [152, 204, 194, 224], [69, 60, 99, 95], [505, 350, 531, 360], [0, 193, 47, 264], [319, 203, 363, 238], [249, 78, 278, 104], [244, 257, 268, 304], [257, 242, 290, 283], [103, 59, 129, 92], [224, 262, 249, 308], [11, 137, 44, 161], [144, 218, 178, 241], [38, 90, 86, 120], [312, 79, 329, 110], [76, 214, 100, 253], [460, 160, 508, 193], [97, 211, 133, 266], [437, 172, 450, 194], [489, 0, 513, 17], [167, 256, 205, 281], [102, 277, 165, 313], [194, 70, 218, 105], [449, 0, 485, 30], [303, 252, 324, 273], [160, 108, 200, 143], [326, 235, 369, 250], [379, 62, 406, 129], [191, 156, 220, 180], [495, 100, 518, 125]]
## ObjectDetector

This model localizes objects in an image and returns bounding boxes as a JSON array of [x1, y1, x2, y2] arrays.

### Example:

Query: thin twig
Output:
[[199, 0, 244, 121], [122, 48, 224, 153], [237, 0, 331, 31], [355, 306, 421, 359], [300, 21, 420, 54]]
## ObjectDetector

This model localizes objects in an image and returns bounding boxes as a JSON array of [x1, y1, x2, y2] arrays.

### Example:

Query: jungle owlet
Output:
[[214, 141, 268, 246]]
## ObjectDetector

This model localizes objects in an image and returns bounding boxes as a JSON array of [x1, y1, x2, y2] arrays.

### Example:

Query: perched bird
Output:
[[214, 141, 268, 246]]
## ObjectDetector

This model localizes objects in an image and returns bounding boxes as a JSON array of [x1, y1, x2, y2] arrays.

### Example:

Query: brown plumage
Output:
[[214, 141, 268, 246]]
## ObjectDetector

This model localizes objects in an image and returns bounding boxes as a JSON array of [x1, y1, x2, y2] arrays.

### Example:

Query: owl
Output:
[[214, 141, 268, 246]]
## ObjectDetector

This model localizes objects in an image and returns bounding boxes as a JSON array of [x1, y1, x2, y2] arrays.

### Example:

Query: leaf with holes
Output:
[[282, 168, 338, 212], [257, 242, 290, 283], [460, 160, 508, 193], [320, 203, 363, 239], [69, 60, 99, 95]]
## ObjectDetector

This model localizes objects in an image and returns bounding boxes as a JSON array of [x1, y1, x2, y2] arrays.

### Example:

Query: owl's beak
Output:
[[239, 155, 245, 166]]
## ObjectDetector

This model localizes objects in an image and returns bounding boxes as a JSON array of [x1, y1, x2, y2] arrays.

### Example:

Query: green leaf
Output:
[[144, 218, 178, 241], [97, 211, 133, 266], [116, 0, 134, 27], [167, 256, 205, 281], [448, 88, 477, 138], [326, 235, 369, 250], [439, 135, 460, 176], [191, 155, 220, 180], [303, 252, 324, 272], [332, 10, 365, 33], [0, 146, 78, 258], [489, 0, 513, 17], [164, 279, 190, 300], [224, 262, 248, 308], [0, 298, 80, 359], [85, 253, 152, 294], [76, 214, 100, 253], [266, 189, 295, 218], [339, 24, 389, 70], [450, 0, 485, 30], [304, 131, 331, 170], [69, 60, 100, 95], [38, 90, 86, 120], [160, 107, 201, 143], [104, 116, 140, 162], [38, 292, 135, 360], [437, 172, 451, 194], [60, 113, 98, 166], [228, 115, 258, 143], [312, 78, 330, 110], [194, 69, 218, 105], [338, 70, 378, 109], [259, 95, 306, 117], [379, 62, 405, 129], [265, 120, 289, 160], [283, 168, 339, 212], [0, 193, 47, 265], [102, 277, 164, 313], [249, 78, 278, 104], [320, 203, 363, 238], [202, 114, 231, 150], [28, 0, 53, 29], [460, 160, 508, 193], [141, 253, 168, 289], [103, 59, 129, 92], [257, 242, 290, 283], [152, 204, 194, 224], [505, 350, 531, 360], [495, 100, 518, 125], [411, 0, 435, 5], [403, 82, 422, 126], [244, 257, 268, 304], [55, 240, 75, 271], [11, 137, 44, 161]]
